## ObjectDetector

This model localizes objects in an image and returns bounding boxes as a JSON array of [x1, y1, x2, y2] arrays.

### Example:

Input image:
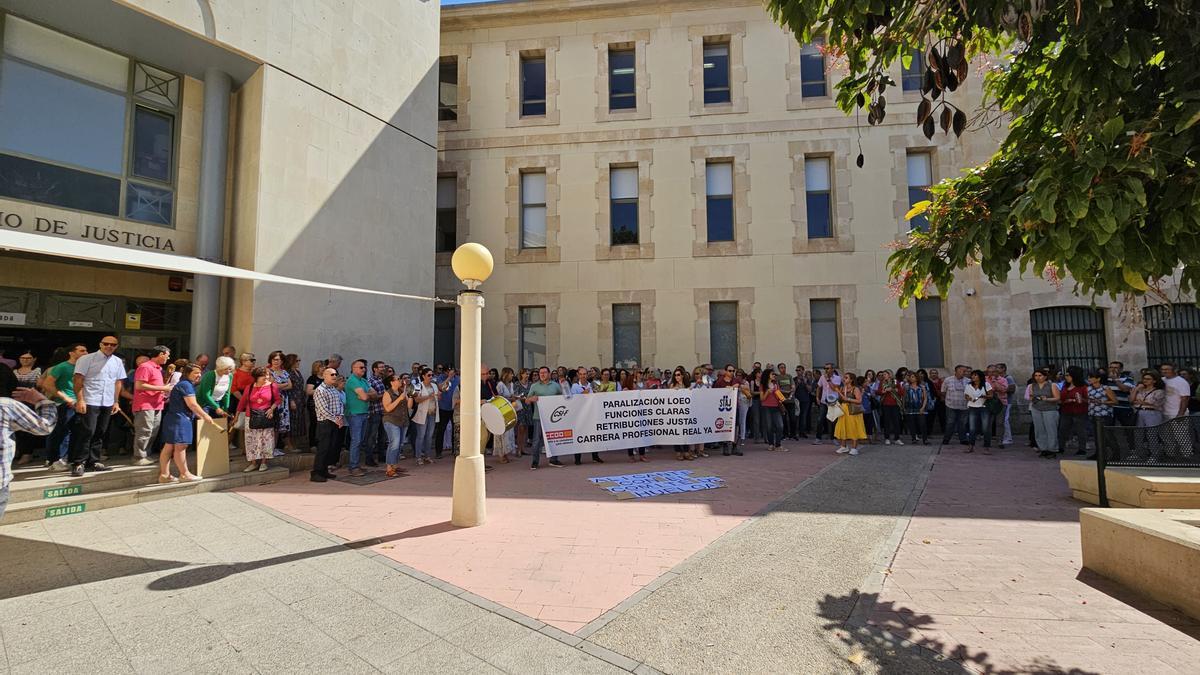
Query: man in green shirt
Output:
[[344, 359, 378, 476], [524, 366, 563, 469], [41, 343, 87, 469]]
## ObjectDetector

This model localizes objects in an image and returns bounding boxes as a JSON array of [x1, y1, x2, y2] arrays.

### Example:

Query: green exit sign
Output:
[[45, 503, 86, 518], [43, 485, 83, 500]]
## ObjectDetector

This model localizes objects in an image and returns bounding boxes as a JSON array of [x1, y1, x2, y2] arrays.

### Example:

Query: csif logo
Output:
[[550, 405, 569, 423], [717, 394, 733, 412]]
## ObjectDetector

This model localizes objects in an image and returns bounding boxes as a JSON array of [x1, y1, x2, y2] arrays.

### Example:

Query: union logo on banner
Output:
[[718, 394, 733, 412], [714, 418, 725, 430], [545, 429, 574, 445]]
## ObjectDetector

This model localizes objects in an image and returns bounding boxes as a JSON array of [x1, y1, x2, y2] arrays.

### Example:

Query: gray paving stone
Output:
[[167, 651, 259, 675], [443, 611, 540, 660], [487, 633, 627, 675], [0, 582, 88, 623], [112, 611, 236, 674], [1, 599, 114, 666], [7, 632, 131, 675], [381, 638, 504, 675], [339, 616, 439, 669]]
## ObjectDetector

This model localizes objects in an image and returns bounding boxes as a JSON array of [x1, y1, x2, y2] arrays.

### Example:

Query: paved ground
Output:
[[235, 444, 838, 633], [868, 449, 1200, 674], [2, 437, 1198, 674]]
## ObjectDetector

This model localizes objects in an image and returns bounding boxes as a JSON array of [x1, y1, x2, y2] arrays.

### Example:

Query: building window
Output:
[[613, 304, 642, 368], [702, 41, 730, 105], [519, 306, 546, 370], [705, 161, 733, 242], [438, 56, 458, 121], [436, 175, 457, 253], [434, 307, 456, 368], [0, 15, 180, 226], [610, 166, 638, 245], [1030, 307, 1108, 372], [902, 49, 925, 92], [811, 299, 839, 368], [916, 298, 944, 368], [520, 54, 546, 117], [710, 301, 738, 368], [799, 42, 826, 98], [805, 156, 832, 238], [520, 170, 546, 249], [608, 47, 636, 111], [1144, 304, 1200, 367], [907, 152, 933, 231]]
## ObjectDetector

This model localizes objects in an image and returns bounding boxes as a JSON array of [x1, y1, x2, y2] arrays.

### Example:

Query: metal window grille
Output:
[[1030, 307, 1107, 372], [1144, 303, 1200, 368]]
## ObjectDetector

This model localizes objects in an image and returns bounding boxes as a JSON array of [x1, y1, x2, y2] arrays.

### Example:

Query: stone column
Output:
[[189, 67, 232, 358]]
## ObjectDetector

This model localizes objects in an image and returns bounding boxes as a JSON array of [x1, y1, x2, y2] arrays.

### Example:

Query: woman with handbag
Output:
[[237, 367, 281, 472], [963, 369, 994, 453], [759, 368, 787, 452], [834, 373, 867, 455], [876, 370, 905, 446], [157, 363, 213, 483]]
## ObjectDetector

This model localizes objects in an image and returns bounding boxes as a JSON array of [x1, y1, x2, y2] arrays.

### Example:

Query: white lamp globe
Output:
[[451, 243, 494, 287]]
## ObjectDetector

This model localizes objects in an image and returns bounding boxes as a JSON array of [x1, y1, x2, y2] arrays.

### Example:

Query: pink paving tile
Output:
[[876, 446, 1200, 673], [237, 441, 837, 632]]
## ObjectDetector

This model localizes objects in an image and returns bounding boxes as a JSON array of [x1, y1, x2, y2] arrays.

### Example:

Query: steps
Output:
[[3, 451, 315, 524]]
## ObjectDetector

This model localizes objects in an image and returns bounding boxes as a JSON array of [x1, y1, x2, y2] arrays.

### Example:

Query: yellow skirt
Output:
[[834, 406, 867, 441]]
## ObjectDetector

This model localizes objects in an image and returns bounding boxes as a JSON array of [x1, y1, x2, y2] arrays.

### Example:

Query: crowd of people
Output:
[[2, 335, 1199, 515]]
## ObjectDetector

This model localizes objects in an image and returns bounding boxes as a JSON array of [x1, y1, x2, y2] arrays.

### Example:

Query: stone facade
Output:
[[434, 0, 1191, 376]]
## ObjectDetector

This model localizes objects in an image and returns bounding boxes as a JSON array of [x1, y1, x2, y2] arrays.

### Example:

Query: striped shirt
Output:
[[312, 383, 345, 423], [1, 398, 57, 490]]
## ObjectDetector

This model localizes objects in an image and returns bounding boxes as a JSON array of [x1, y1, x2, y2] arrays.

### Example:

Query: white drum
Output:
[[481, 396, 518, 435]]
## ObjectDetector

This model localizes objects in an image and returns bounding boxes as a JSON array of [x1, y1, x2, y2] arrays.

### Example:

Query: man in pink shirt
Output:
[[132, 346, 173, 466]]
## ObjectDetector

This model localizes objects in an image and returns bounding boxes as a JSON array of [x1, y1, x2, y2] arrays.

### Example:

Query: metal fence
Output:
[[1094, 415, 1200, 506]]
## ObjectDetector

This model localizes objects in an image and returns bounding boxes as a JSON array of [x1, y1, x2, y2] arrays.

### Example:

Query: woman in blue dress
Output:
[[158, 363, 213, 483]]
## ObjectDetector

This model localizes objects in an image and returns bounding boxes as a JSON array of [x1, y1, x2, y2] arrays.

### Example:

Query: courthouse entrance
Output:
[[0, 286, 191, 364]]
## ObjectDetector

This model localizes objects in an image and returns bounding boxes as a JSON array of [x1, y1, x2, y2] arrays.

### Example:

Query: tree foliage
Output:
[[765, 0, 1200, 305]]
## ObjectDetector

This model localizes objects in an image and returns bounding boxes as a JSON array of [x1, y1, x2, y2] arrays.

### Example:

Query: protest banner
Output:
[[536, 388, 736, 457]]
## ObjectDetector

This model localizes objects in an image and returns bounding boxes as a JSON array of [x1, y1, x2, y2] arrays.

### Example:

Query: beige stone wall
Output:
[[440, 0, 1189, 376], [439, 0, 999, 371]]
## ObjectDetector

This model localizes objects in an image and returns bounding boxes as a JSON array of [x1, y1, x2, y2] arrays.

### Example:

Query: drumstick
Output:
[[115, 408, 134, 425]]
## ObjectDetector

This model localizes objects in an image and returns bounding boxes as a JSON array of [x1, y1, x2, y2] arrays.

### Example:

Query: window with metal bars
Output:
[[1030, 307, 1108, 372], [1144, 304, 1200, 368]]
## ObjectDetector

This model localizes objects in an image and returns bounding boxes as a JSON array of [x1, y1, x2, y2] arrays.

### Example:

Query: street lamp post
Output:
[[450, 243, 493, 527]]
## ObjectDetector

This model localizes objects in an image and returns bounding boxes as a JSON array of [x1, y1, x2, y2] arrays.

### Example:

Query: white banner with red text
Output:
[[536, 388, 737, 457]]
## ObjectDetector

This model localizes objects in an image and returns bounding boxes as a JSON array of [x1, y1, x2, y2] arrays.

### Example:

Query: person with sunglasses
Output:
[[68, 336, 125, 476]]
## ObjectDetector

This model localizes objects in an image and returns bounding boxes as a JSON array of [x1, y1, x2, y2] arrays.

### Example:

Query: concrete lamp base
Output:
[[451, 453, 487, 527]]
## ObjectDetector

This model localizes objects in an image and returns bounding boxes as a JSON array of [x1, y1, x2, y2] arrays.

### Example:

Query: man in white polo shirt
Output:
[[69, 335, 126, 477], [1161, 362, 1192, 419]]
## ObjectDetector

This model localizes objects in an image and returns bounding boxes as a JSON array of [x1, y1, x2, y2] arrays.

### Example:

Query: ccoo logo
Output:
[[550, 405, 569, 423]]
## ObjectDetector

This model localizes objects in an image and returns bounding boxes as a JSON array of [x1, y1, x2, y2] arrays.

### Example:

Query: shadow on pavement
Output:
[[146, 520, 457, 591], [1074, 569, 1200, 636], [0, 534, 188, 600], [821, 590, 1101, 675]]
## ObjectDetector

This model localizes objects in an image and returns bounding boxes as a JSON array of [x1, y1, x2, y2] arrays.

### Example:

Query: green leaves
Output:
[[765, 0, 1200, 303]]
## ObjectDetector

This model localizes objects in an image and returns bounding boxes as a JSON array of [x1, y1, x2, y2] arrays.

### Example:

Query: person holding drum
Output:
[[492, 368, 520, 463]]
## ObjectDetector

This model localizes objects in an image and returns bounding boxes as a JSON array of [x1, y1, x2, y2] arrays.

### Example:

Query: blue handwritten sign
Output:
[[589, 470, 725, 499]]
